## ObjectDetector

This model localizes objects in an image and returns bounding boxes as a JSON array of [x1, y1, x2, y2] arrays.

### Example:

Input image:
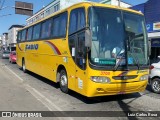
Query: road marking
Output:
[[25, 84, 62, 111], [4, 65, 74, 120], [4, 66, 23, 82]]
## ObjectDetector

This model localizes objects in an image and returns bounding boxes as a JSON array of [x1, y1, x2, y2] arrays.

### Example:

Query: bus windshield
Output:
[[89, 7, 148, 67]]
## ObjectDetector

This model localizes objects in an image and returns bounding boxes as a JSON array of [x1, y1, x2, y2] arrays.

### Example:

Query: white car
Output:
[[149, 60, 160, 94]]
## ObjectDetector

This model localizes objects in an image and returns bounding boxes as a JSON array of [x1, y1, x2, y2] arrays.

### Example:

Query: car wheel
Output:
[[151, 78, 160, 94], [22, 59, 27, 73], [59, 69, 69, 93]]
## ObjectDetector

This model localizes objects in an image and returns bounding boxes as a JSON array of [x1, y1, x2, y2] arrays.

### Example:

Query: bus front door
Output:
[[75, 31, 87, 94]]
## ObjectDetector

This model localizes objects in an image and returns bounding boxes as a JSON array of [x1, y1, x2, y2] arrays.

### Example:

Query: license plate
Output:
[[117, 91, 126, 94]]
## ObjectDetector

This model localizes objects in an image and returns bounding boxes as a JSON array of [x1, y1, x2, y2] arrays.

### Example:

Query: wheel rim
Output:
[[60, 74, 67, 86], [153, 81, 160, 92]]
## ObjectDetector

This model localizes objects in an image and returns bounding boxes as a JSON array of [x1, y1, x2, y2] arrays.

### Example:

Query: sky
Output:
[[0, 0, 148, 35]]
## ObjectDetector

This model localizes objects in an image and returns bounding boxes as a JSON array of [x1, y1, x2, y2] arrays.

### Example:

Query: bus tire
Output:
[[22, 59, 27, 73], [59, 69, 69, 93], [151, 78, 160, 94]]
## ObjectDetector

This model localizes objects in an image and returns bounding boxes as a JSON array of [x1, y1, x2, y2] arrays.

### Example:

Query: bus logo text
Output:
[[25, 44, 39, 50]]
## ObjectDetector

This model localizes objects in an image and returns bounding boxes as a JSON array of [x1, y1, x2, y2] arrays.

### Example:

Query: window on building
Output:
[[52, 12, 67, 38], [46, 9, 50, 16], [57, 4, 60, 10], [41, 13, 44, 18], [41, 19, 52, 39], [54, 4, 59, 12], [33, 24, 41, 40], [69, 8, 86, 35], [27, 27, 33, 41]]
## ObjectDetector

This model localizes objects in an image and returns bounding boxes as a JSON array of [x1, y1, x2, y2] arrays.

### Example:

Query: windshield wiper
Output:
[[129, 50, 140, 70], [127, 33, 141, 70], [113, 49, 125, 71]]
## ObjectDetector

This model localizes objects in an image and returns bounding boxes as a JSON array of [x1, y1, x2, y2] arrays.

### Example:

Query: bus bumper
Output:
[[86, 80, 148, 97]]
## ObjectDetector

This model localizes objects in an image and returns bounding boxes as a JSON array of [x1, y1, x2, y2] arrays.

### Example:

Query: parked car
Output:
[[9, 51, 16, 63], [2, 50, 10, 59], [149, 58, 160, 94]]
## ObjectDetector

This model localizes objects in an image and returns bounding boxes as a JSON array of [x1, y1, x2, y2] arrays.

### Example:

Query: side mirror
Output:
[[85, 29, 91, 48]]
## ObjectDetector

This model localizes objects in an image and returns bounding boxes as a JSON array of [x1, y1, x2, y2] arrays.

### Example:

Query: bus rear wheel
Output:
[[59, 69, 69, 93], [22, 59, 27, 73]]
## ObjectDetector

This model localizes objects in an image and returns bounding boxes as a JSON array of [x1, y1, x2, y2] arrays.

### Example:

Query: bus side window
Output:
[[69, 8, 85, 35], [27, 27, 33, 41], [17, 32, 22, 43], [21, 29, 26, 41], [52, 12, 67, 38], [33, 24, 41, 40], [41, 19, 52, 39], [69, 11, 77, 34]]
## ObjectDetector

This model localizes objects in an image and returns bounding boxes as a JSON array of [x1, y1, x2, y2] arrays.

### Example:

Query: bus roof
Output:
[[19, 1, 143, 31]]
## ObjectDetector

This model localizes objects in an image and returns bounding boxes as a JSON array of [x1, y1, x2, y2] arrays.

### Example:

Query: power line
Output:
[[0, 13, 12, 17], [0, 0, 6, 9]]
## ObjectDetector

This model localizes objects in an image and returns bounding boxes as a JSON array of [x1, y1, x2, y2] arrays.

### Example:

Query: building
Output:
[[26, 0, 85, 25], [26, 0, 131, 26], [8, 25, 24, 51], [100, 0, 131, 8], [131, 0, 160, 63], [1, 33, 8, 51], [0, 36, 2, 50]]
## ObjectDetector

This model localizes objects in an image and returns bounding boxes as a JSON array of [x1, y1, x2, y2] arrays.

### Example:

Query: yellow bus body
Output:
[[16, 2, 148, 97]]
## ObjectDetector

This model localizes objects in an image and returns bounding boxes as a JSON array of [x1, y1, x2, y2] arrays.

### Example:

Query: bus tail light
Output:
[[149, 65, 154, 70], [90, 76, 111, 83]]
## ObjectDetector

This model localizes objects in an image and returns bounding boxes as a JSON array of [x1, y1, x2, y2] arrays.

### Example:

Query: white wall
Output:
[[8, 27, 21, 46], [111, 0, 131, 8], [60, 0, 85, 9]]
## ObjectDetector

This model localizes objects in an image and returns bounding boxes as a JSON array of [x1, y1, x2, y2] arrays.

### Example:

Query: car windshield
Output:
[[12, 52, 16, 55], [11, 51, 16, 55], [4, 51, 10, 54], [88, 7, 148, 67]]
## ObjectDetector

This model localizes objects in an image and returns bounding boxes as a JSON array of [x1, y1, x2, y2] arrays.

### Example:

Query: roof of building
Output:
[[26, 0, 56, 21], [8, 25, 24, 30]]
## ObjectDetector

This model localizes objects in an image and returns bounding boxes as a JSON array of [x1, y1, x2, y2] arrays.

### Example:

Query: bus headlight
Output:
[[139, 75, 148, 81], [90, 76, 111, 83]]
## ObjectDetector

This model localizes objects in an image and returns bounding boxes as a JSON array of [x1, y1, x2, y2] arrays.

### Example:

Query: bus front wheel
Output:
[[59, 69, 68, 93]]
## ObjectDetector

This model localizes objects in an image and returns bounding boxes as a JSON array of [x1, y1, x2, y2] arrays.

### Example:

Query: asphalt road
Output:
[[0, 54, 160, 120]]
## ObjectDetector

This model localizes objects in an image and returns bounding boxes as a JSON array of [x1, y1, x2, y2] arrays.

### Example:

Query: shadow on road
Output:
[[19, 68, 60, 89], [68, 90, 141, 104], [17, 67, 153, 119], [19, 67, 142, 104], [146, 85, 152, 92], [117, 100, 139, 120]]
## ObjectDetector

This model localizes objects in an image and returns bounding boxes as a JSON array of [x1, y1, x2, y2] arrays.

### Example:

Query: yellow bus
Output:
[[16, 2, 149, 97]]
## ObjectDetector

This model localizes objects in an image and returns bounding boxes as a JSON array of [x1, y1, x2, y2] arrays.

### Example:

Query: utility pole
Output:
[[118, 0, 121, 7]]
